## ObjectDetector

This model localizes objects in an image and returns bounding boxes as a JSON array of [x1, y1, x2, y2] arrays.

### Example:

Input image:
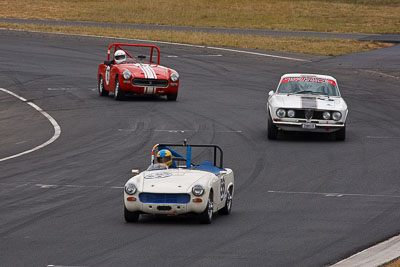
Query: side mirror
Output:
[[104, 60, 113, 66], [268, 90, 274, 96], [219, 170, 227, 175], [131, 169, 139, 175]]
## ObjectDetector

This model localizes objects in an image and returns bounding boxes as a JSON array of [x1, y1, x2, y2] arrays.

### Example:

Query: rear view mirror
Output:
[[104, 60, 113, 66], [131, 169, 139, 175], [268, 90, 274, 96]]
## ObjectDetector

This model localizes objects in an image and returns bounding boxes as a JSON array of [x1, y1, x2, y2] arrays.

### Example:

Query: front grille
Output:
[[283, 109, 325, 120], [132, 78, 169, 87], [139, 193, 190, 204]]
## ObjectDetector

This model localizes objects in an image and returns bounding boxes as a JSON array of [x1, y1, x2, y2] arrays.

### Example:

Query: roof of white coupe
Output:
[[280, 73, 337, 82]]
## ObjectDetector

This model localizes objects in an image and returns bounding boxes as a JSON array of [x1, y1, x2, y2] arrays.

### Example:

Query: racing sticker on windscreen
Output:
[[281, 77, 336, 86]]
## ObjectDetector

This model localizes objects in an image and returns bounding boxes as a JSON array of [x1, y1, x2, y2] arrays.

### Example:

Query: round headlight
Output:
[[125, 183, 137, 195], [170, 72, 179, 82], [323, 111, 331, 120], [276, 109, 286, 118], [123, 70, 132, 80], [287, 109, 295, 118], [192, 185, 205, 196], [332, 111, 342, 121]]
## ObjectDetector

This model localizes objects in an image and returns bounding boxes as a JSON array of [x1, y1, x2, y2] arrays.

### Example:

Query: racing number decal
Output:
[[105, 66, 111, 85], [220, 176, 226, 201]]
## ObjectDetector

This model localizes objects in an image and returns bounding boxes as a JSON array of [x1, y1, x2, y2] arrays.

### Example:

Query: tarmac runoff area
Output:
[[0, 24, 399, 266], [331, 235, 400, 267]]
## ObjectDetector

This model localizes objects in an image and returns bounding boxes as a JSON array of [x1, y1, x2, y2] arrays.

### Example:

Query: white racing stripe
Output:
[[0, 88, 61, 162]]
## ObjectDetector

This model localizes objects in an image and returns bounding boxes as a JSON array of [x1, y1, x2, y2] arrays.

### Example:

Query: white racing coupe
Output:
[[267, 74, 348, 140], [124, 141, 234, 224]]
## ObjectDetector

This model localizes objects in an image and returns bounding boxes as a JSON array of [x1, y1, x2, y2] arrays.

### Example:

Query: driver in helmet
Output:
[[114, 50, 126, 64], [157, 149, 177, 168]]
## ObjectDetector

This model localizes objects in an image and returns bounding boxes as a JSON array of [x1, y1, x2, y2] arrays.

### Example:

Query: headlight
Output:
[[192, 185, 205, 196], [323, 111, 331, 120], [170, 72, 179, 82], [276, 109, 286, 118], [125, 183, 137, 195], [287, 109, 295, 118], [332, 111, 342, 121], [123, 70, 132, 80]]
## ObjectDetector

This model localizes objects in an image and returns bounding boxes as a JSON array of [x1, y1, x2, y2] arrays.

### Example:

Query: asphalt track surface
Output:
[[0, 29, 399, 267]]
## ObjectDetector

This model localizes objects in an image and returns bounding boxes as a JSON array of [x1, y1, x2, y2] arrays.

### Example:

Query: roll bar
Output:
[[107, 43, 160, 65], [151, 139, 224, 168]]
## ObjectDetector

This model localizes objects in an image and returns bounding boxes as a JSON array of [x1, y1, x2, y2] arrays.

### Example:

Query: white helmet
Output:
[[114, 50, 126, 64]]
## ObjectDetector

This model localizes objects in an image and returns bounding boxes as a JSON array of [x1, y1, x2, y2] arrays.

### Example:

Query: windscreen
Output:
[[277, 77, 339, 96], [113, 45, 159, 64]]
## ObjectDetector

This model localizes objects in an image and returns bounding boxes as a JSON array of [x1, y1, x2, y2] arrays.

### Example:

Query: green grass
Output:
[[1, 0, 400, 33]]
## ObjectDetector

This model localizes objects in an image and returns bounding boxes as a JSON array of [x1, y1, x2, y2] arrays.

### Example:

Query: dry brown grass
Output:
[[1, 0, 400, 33], [0, 22, 392, 56], [383, 257, 400, 267]]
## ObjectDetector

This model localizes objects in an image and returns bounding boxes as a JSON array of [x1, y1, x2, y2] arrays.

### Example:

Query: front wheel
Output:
[[267, 116, 278, 140], [335, 126, 346, 141], [98, 75, 109, 96], [167, 93, 178, 101], [219, 187, 233, 215], [124, 206, 140, 223], [114, 77, 125, 101], [199, 193, 213, 224]]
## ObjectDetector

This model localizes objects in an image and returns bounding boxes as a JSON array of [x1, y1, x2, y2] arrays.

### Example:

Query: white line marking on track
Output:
[[154, 129, 243, 133], [47, 88, 77, 91], [366, 136, 400, 139], [0, 88, 61, 162], [363, 70, 400, 80], [35, 184, 123, 189], [1, 28, 308, 62], [267, 190, 400, 199]]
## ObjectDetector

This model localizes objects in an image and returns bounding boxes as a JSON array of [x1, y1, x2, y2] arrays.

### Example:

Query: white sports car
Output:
[[267, 74, 348, 140], [124, 141, 234, 224]]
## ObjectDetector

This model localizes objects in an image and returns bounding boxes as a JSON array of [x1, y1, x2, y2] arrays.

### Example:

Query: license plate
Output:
[[302, 123, 316, 129]]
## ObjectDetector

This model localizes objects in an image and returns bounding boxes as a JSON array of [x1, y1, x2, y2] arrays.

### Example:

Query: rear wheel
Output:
[[98, 75, 109, 96], [124, 206, 140, 223], [167, 93, 178, 101], [199, 193, 213, 224], [114, 77, 125, 101], [219, 187, 232, 215], [335, 126, 346, 141], [267, 116, 278, 140]]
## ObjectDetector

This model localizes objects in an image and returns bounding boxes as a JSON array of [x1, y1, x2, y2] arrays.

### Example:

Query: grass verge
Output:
[[0, 22, 392, 56], [1, 0, 400, 34]]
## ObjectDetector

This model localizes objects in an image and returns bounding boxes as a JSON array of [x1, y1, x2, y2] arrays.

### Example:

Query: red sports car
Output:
[[97, 43, 180, 101]]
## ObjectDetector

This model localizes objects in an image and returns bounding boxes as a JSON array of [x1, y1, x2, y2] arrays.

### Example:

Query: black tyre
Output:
[[167, 93, 178, 101], [114, 76, 125, 101], [219, 187, 233, 215], [199, 193, 214, 224], [98, 75, 109, 96], [267, 115, 278, 140], [124, 206, 140, 223], [335, 126, 346, 141]]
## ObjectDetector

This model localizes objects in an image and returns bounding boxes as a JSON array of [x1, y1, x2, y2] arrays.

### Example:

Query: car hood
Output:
[[269, 94, 347, 110], [140, 169, 211, 193], [119, 63, 171, 79]]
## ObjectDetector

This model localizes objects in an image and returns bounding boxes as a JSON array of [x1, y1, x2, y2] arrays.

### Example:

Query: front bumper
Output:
[[120, 79, 179, 95], [124, 193, 207, 215], [272, 119, 344, 133]]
